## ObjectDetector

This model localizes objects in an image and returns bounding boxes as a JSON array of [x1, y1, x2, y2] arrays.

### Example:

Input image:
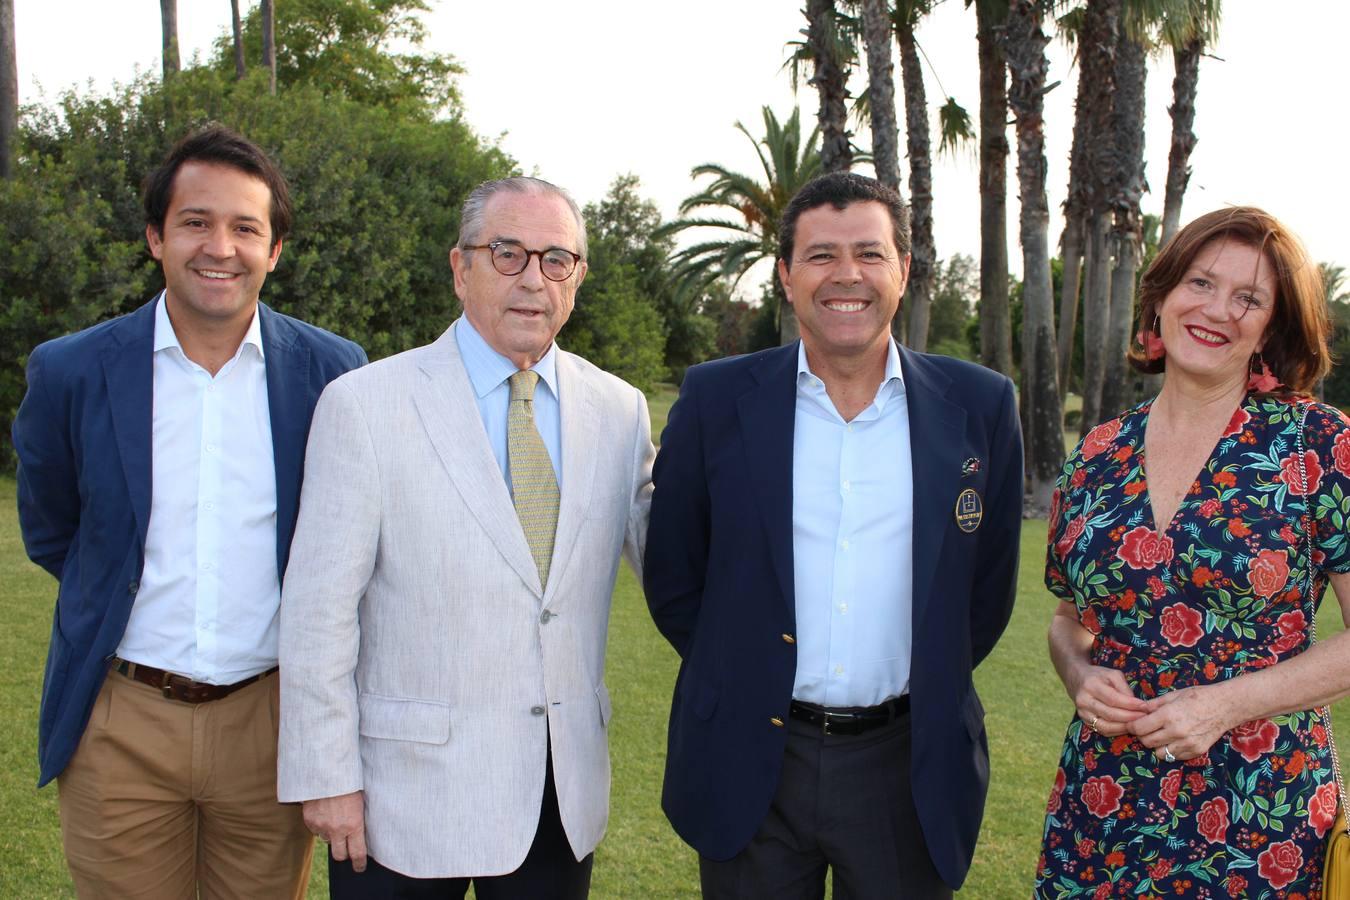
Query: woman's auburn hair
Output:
[[1128, 206, 1331, 394]]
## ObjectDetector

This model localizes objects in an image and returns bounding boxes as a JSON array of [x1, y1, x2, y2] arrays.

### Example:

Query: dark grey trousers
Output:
[[699, 709, 952, 900]]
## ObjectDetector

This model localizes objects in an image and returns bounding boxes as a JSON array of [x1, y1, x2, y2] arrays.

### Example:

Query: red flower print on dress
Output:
[[1083, 419, 1122, 460], [1081, 775, 1125, 817], [1196, 796, 1229, 844], [1228, 718, 1279, 763], [1047, 767, 1066, 814], [1057, 515, 1087, 559], [1248, 549, 1290, 598], [1159, 603, 1204, 647], [1256, 839, 1303, 890], [1092, 884, 1111, 900], [1117, 526, 1175, 570], [1160, 769, 1181, 809], [1309, 780, 1339, 838], [1198, 498, 1222, 518], [1334, 430, 1350, 478], [1222, 407, 1251, 438], [1277, 609, 1306, 635], [1224, 874, 1247, 898], [1279, 450, 1323, 495], [1148, 576, 1167, 598], [1071, 467, 1087, 489], [1148, 858, 1172, 880], [1314, 723, 1329, 748]]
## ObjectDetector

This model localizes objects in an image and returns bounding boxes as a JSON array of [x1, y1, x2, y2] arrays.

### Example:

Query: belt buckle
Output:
[[159, 671, 177, 701], [821, 711, 856, 736]]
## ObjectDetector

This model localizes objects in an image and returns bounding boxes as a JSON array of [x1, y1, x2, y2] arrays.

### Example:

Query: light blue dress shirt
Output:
[[791, 338, 914, 708], [454, 316, 562, 489]]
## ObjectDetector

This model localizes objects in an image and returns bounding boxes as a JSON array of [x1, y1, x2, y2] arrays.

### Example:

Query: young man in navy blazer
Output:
[[14, 126, 366, 898], [645, 172, 1023, 897]]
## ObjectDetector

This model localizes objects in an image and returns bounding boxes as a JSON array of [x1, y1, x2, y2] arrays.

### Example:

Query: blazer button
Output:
[[128, 580, 139, 595], [781, 633, 795, 644], [531, 706, 546, 716], [770, 717, 784, 727], [540, 610, 553, 624]]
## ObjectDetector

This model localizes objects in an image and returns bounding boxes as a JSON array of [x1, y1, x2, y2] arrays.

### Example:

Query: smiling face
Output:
[[146, 161, 282, 336], [778, 200, 910, 368], [450, 190, 587, 369], [1158, 238, 1277, 390]]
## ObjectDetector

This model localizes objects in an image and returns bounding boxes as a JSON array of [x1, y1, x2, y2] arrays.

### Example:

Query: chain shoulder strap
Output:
[[1300, 402, 1349, 829]]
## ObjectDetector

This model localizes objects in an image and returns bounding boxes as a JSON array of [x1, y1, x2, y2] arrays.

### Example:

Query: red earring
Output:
[[1246, 353, 1281, 393], [1135, 315, 1164, 361]]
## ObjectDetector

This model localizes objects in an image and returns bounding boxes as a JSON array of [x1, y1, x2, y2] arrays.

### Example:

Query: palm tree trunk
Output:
[[160, 0, 180, 80], [1002, 0, 1063, 515], [805, 0, 852, 173], [1161, 38, 1201, 246], [262, 0, 277, 95], [1079, 212, 1110, 434], [898, 19, 935, 352], [1100, 30, 1147, 416], [0, 0, 16, 180], [778, 280, 800, 344], [860, 0, 899, 192], [1057, 216, 1083, 399], [975, 0, 1012, 377], [230, 0, 247, 80]]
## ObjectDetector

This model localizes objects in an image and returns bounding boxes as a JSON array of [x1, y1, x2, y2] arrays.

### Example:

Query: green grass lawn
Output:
[[3, 465, 1346, 897]]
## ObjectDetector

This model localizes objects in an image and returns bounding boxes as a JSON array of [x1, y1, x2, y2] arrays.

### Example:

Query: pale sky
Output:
[[13, 1, 1350, 288]]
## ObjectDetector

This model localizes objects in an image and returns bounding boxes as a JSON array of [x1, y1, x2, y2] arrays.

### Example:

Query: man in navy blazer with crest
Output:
[[645, 173, 1022, 897], [15, 126, 365, 898]]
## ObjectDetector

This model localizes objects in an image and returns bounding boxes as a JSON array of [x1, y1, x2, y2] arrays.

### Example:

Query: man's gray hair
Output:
[[456, 176, 588, 260]]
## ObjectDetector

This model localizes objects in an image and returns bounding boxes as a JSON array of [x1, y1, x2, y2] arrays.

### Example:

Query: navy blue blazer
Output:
[[14, 297, 366, 786], [643, 341, 1023, 889]]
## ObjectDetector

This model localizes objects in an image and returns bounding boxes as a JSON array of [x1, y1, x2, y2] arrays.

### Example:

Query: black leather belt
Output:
[[113, 657, 277, 704], [789, 695, 910, 736]]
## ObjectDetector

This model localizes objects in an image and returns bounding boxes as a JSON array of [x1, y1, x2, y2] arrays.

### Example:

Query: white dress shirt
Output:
[[791, 339, 914, 708], [115, 294, 280, 684], [454, 315, 563, 487]]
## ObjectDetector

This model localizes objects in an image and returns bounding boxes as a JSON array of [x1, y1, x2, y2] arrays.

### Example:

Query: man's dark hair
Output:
[[143, 125, 293, 250], [778, 172, 911, 267]]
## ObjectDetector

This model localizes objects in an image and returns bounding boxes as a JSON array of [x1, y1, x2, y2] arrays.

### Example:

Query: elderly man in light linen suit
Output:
[[277, 176, 654, 899]]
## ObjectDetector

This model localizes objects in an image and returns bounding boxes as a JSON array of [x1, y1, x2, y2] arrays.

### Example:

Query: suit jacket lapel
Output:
[[546, 351, 599, 605], [259, 305, 312, 578], [738, 343, 799, 614], [102, 299, 158, 548], [414, 323, 542, 595], [900, 346, 965, 632]]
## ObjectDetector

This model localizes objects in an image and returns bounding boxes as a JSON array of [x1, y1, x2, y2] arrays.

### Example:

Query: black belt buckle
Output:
[[821, 711, 863, 736]]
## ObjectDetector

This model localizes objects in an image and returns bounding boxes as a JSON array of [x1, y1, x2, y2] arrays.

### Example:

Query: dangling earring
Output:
[[1246, 352, 1281, 393], [1135, 314, 1165, 361]]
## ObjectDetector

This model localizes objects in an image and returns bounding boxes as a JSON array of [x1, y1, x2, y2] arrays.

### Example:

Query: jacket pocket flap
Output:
[[358, 692, 450, 744]]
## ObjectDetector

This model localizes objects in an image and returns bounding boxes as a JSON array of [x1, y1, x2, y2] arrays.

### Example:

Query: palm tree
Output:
[[895, 0, 940, 351], [1159, 0, 1221, 245], [859, 0, 900, 192], [262, 0, 277, 94], [658, 107, 823, 344], [803, 0, 855, 172], [160, 0, 180, 80], [1001, 0, 1064, 514], [1098, 18, 1148, 419], [230, 0, 247, 80], [1071, 0, 1121, 435], [0, 0, 15, 180], [972, 0, 1013, 377]]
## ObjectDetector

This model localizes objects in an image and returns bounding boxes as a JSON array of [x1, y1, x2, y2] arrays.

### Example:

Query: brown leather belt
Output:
[[789, 695, 910, 736], [112, 658, 277, 704]]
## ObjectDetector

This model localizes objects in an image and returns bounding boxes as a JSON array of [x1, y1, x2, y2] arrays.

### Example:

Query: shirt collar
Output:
[[455, 314, 559, 401], [153, 291, 265, 361], [795, 338, 905, 397]]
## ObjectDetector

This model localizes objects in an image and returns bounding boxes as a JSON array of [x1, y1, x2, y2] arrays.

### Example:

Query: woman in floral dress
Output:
[[1036, 208, 1350, 899]]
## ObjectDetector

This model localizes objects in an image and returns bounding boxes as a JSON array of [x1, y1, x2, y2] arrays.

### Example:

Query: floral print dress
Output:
[[1035, 394, 1350, 899]]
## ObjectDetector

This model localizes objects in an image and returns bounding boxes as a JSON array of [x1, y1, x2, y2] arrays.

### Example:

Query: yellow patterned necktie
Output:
[[507, 370, 559, 587]]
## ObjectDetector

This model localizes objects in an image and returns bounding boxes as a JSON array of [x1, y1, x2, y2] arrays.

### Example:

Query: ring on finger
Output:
[[1163, 746, 1176, 763], [1088, 714, 1100, 732]]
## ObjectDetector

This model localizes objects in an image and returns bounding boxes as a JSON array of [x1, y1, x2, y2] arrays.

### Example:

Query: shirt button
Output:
[[840, 539, 850, 551], [834, 665, 844, 676], [839, 603, 848, 614], [203, 501, 215, 511], [540, 610, 553, 624], [530, 706, 546, 716], [842, 480, 851, 492], [201, 562, 213, 571], [205, 444, 217, 453]]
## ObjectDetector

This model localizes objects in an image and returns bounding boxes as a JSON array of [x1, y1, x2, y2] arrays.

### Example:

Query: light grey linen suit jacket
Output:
[[277, 319, 654, 878]]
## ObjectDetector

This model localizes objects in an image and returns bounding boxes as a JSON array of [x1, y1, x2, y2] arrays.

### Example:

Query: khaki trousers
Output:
[[57, 667, 313, 899]]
